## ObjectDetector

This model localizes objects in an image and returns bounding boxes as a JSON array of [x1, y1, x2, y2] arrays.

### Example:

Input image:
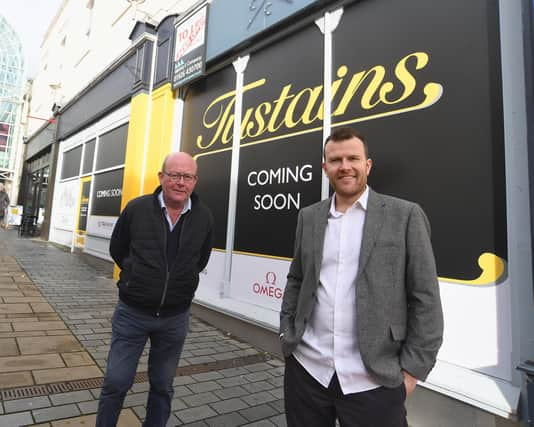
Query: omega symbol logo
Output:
[[252, 271, 282, 299]]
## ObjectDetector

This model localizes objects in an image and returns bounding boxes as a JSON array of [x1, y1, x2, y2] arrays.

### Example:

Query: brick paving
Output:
[[0, 230, 286, 427]]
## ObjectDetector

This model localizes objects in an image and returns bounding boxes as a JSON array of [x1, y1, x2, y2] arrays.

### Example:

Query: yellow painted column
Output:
[[115, 83, 176, 278], [143, 83, 177, 193], [121, 92, 149, 209], [122, 83, 176, 207]]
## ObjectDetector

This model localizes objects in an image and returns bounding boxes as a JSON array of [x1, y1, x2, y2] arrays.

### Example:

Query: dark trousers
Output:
[[96, 302, 189, 427], [284, 355, 408, 427]]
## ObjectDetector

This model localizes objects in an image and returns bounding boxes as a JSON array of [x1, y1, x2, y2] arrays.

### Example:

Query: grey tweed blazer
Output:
[[279, 188, 443, 388]]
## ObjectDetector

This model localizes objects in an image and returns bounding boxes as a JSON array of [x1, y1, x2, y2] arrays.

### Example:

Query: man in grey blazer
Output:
[[280, 127, 443, 426]]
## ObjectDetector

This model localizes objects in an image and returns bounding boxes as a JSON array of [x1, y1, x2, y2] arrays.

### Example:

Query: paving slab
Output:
[[182, 391, 220, 407], [0, 331, 45, 338], [61, 352, 94, 367], [205, 412, 249, 427], [0, 291, 25, 298], [239, 404, 279, 422], [49, 391, 93, 406], [0, 354, 65, 373], [175, 404, 218, 424], [210, 397, 250, 414], [242, 391, 278, 407], [47, 331, 75, 337], [77, 400, 98, 415], [44, 408, 141, 426], [12, 277, 33, 284], [0, 304, 33, 314], [3, 297, 47, 304], [0, 338, 18, 356], [0, 411, 34, 427], [18, 335, 83, 355], [4, 395, 51, 413], [23, 290, 44, 297], [33, 366, 103, 384], [0, 371, 34, 388], [32, 404, 81, 423], [31, 303, 56, 313], [11, 321, 68, 332]]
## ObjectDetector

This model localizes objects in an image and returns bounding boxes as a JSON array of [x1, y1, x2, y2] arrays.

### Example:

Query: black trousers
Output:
[[284, 355, 408, 427]]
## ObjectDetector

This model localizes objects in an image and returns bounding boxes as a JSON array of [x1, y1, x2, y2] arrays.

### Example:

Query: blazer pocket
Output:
[[375, 240, 400, 248], [390, 324, 407, 341]]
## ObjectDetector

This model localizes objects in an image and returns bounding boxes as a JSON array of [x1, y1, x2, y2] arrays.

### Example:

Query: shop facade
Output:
[[41, 0, 534, 425], [48, 23, 158, 258], [50, 106, 129, 258], [19, 120, 57, 236], [175, 1, 526, 425]]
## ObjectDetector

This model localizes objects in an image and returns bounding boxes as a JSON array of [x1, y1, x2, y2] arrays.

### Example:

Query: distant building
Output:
[[0, 13, 25, 201], [27, 0, 198, 137], [20, 0, 197, 236]]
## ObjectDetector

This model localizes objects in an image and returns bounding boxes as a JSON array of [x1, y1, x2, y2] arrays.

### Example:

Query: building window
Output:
[[60, 145, 82, 180]]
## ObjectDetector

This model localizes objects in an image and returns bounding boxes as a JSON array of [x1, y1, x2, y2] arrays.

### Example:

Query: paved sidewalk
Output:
[[0, 230, 286, 427]]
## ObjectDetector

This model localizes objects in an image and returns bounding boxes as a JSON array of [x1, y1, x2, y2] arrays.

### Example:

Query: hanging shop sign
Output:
[[173, 5, 208, 88]]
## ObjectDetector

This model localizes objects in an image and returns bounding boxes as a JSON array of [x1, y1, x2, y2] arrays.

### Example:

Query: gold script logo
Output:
[[195, 51, 443, 154]]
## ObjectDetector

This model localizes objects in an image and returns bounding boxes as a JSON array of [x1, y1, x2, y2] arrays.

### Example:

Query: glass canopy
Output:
[[0, 14, 25, 172]]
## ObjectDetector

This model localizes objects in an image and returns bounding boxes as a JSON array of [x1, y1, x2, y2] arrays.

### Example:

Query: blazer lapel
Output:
[[313, 198, 331, 280], [357, 189, 386, 277]]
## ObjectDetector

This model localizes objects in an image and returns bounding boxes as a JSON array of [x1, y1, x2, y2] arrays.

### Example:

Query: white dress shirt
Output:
[[293, 186, 381, 394]]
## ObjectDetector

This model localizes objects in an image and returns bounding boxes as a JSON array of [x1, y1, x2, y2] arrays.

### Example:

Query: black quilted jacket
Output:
[[109, 186, 214, 317]]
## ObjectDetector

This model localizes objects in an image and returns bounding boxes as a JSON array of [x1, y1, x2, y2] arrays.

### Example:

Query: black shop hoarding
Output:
[[330, 0, 506, 281], [86, 168, 124, 238], [181, 0, 506, 283], [182, 65, 236, 250], [235, 23, 323, 258]]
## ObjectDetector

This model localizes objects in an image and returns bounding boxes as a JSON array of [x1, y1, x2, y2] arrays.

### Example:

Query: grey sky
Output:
[[0, 0, 63, 78]]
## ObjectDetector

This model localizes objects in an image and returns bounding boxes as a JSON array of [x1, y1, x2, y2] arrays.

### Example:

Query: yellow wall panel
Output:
[[144, 83, 176, 193], [122, 93, 149, 209], [121, 83, 176, 204], [114, 85, 175, 280]]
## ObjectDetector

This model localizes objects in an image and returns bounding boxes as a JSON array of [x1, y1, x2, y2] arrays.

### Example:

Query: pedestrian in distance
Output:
[[96, 152, 214, 427], [280, 127, 444, 427], [0, 183, 10, 230]]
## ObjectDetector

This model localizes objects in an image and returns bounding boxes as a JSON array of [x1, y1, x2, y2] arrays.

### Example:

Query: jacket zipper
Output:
[[177, 213, 189, 255], [156, 208, 190, 316], [156, 209, 169, 317]]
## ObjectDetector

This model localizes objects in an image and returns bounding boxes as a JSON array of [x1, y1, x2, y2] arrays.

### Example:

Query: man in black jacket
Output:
[[96, 152, 214, 427]]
